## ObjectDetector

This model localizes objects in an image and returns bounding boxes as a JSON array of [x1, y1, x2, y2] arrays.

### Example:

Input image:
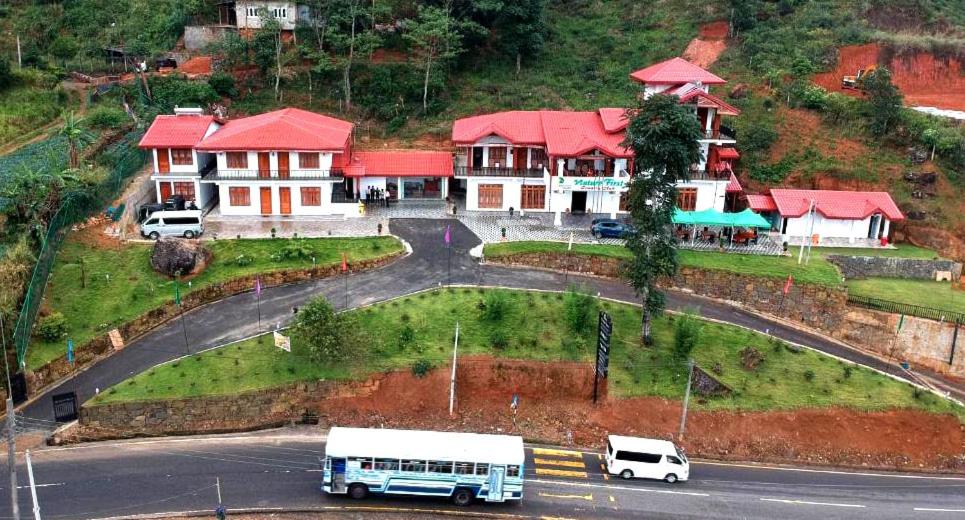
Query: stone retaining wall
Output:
[[26, 251, 403, 395], [827, 255, 962, 281]]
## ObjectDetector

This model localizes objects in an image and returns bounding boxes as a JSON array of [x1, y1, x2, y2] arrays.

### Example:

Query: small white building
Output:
[[747, 189, 905, 246], [235, 1, 302, 33]]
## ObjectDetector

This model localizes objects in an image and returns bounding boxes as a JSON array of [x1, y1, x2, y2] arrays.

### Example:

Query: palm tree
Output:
[[59, 111, 86, 169]]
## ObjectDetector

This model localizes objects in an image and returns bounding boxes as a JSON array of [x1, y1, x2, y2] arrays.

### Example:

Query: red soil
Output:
[[683, 22, 729, 69], [316, 358, 964, 473], [179, 56, 213, 76], [699, 21, 730, 39], [813, 43, 965, 111]]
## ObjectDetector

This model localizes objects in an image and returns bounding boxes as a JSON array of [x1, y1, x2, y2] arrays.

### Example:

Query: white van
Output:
[[140, 210, 204, 240], [605, 435, 689, 483]]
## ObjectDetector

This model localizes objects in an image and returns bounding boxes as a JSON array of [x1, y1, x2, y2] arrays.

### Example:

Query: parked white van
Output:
[[605, 435, 689, 483], [140, 210, 204, 240]]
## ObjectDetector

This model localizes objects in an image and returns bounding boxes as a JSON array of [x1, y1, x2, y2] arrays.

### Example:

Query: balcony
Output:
[[686, 168, 731, 181], [203, 169, 345, 181], [454, 166, 544, 178], [700, 127, 736, 141]]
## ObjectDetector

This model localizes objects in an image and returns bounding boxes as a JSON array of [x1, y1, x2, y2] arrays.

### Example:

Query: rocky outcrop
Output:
[[827, 254, 961, 281], [150, 238, 211, 277]]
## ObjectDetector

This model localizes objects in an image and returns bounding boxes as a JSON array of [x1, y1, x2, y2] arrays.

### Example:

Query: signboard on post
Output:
[[594, 311, 612, 403], [273, 331, 291, 352]]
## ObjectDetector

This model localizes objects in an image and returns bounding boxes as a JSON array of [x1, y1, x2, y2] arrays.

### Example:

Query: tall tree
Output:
[[328, 0, 382, 111], [863, 67, 904, 138], [404, 4, 464, 112], [492, 0, 546, 77], [622, 95, 702, 344], [251, 11, 288, 101], [59, 111, 86, 169]]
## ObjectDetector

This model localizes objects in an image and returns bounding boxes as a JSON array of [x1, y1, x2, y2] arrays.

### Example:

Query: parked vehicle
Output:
[[591, 219, 635, 239], [604, 435, 689, 483], [140, 210, 204, 240], [322, 427, 525, 505]]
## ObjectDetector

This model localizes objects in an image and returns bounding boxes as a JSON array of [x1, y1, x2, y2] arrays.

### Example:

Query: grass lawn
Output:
[[94, 288, 963, 420], [847, 279, 965, 315], [29, 235, 403, 369]]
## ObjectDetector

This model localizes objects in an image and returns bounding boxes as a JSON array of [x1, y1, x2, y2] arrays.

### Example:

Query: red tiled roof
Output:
[[195, 108, 352, 151], [746, 194, 777, 212], [717, 147, 740, 159], [629, 57, 726, 85], [678, 89, 741, 116], [452, 110, 632, 158], [769, 189, 904, 221], [726, 172, 743, 193], [598, 108, 629, 133], [138, 115, 216, 148], [345, 151, 453, 177]]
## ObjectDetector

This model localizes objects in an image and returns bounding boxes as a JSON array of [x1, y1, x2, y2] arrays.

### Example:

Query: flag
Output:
[[897, 314, 905, 333], [568, 232, 574, 251], [341, 252, 348, 273], [67, 339, 74, 364], [782, 275, 793, 295], [444, 224, 451, 247], [254, 277, 261, 297], [174, 279, 181, 305]]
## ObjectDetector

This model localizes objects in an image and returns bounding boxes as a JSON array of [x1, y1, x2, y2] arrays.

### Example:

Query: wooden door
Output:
[[157, 149, 170, 173], [258, 152, 271, 178], [159, 181, 172, 202], [478, 184, 503, 209], [279, 187, 291, 215], [513, 148, 526, 171], [260, 187, 272, 214], [278, 153, 290, 179]]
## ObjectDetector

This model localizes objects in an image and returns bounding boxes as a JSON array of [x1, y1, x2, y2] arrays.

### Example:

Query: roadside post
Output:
[[2, 313, 20, 520], [678, 358, 695, 441], [594, 311, 612, 404], [449, 322, 460, 416]]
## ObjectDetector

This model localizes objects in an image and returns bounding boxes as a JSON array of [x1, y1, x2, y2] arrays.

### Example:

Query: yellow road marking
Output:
[[603, 473, 609, 480], [532, 448, 583, 458], [538, 491, 593, 501], [609, 495, 615, 503], [535, 468, 588, 478], [534, 458, 585, 468]]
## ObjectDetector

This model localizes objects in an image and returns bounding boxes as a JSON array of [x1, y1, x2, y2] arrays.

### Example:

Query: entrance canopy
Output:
[[672, 208, 771, 229]]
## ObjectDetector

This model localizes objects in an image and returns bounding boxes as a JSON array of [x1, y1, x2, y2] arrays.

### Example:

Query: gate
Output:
[[52, 392, 78, 422], [10, 372, 27, 405]]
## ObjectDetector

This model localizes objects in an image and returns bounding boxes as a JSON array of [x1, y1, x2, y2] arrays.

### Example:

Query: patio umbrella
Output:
[[730, 208, 772, 229]]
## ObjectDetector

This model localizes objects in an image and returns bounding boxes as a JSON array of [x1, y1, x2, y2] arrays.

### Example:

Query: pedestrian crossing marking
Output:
[[533, 458, 585, 468], [533, 448, 583, 458], [535, 468, 589, 478]]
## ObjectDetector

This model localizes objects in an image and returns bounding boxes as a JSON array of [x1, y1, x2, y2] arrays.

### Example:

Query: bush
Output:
[[0, 59, 12, 90], [480, 291, 511, 322], [235, 254, 252, 267], [843, 366, 853, 379], [672, 312, 702, 361], [208, 71, 237, 97], [411, 359, 432, 378], [86, 106, 129, 129], [398, 324, 416, 349], [489, 328, 509, 350], [35, 312, 68, 342], [563, 286, 596, 333], [290, 296, 360, 363], [803, 369, 815, 382], [280, 240, 313, 260]]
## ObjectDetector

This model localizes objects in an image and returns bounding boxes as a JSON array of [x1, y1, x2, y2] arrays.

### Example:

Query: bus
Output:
[[322, 427, 525, 506]]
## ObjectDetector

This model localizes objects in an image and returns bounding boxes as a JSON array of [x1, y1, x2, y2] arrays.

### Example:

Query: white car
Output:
[[140, 210, 204, 240], [605, 435, 689, 483]]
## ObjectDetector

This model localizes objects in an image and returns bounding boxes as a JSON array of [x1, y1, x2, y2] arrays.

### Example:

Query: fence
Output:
[[12, 131, 146, 369], [846, 294, 965, 324]]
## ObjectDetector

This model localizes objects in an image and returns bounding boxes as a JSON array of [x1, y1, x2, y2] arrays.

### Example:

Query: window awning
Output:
[[717, 147, 740, 160]]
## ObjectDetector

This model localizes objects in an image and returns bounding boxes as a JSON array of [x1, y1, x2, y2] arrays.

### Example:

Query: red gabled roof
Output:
[[726, 173, 743, 193], [451, 111, 545, 146], [138, 115, 216, 149], [629, 57, 726, 85], [677, 89, 741, 116], [598, 108, 629, 133], [769, 189, 904, 221], [717, 147, 740, 159], [346, 151, 453, 178], [540, 111, 632, 158], [746, 194, 778, 212], [195, 108, 353, 151]]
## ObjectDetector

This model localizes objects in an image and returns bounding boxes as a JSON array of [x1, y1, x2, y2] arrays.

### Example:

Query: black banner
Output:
[[596, 311, 611, 378]]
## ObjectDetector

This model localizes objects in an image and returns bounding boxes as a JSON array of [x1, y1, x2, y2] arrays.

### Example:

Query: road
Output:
[[20, 219, 963, 420], [2, 430, 963, 520]]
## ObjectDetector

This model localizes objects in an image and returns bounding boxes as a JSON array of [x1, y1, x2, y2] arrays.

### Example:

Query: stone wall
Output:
[[836, 308, 964, 377], [183, 26, 234, 52], [827, 255, 962, 281], [26, 251, 403, 395]]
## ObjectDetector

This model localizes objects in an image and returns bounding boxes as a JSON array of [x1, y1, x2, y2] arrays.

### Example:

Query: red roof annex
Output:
[[138, 115, 216, 149], [629, 57, 726, 85], [756, 190, 904, 221], [746, 194, 778, 212], [345, 151, 453, 177], [195, 108, 352, 152]]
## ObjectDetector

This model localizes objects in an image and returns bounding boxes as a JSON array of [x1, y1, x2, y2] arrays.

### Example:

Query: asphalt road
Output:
[[20, 218, 964, 421], [2, 430, 963, 520]]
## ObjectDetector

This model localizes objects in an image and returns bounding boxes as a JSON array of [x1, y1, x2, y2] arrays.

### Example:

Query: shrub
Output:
[[35, 312, 68, 341], [672, 312, 703, 361], [411, 359, 432, 378], [235, 254, 252, 267], [843, 366, 853, 379], [208, 71, 237, 97], [86, 106, 129, 129], [280, 240, 313, 260], [480, 291, 511, 322], [398, 324, 415, 349], [563, 286, 596, 333], [803, 369, 815, 382], [290, 295, 361, 363], [489, 329, 509, 350], [0, 59, 12, 90]]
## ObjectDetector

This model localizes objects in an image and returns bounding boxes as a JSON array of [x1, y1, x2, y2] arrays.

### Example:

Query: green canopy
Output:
[[672, 208, 694, 225], [729, 208, 772, 229]]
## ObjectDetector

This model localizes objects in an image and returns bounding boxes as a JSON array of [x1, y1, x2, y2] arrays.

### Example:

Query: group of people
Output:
[[363, 186, 391, 207]]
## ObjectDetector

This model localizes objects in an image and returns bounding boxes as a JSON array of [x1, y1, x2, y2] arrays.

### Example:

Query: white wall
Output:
[[236, 1, 297, 30], [215, 151, 333, 174], [357, 177, 387, 198], [216, 182, 346, 217], [781, 213, 888, 243], [675, 179, 727, 212], [465, 178, 541, 212]]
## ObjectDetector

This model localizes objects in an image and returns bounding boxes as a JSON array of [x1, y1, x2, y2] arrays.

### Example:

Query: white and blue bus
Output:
[[322, 427, 525, 506]]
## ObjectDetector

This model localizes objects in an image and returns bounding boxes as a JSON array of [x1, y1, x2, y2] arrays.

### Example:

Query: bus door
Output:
[[486, 465, 506, 502], [331, 457, 347, 493]]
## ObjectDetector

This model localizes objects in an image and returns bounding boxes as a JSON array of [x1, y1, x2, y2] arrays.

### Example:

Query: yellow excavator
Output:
[[841, 65, 877, 91]]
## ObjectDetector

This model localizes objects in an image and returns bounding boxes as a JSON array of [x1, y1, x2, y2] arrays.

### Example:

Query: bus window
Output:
[[506, 465, 521, 477], [375, 458, 400, 471], [402, 460, 426, 473], [427, 461, 453, 474], [454, 462, 474, 475], [349, 457, 373, 470], [474, 463, 489, 476]]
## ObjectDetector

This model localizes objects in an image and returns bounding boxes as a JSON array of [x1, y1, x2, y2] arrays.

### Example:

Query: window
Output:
[[300, 187, 321, 206], [171, 149, 193, 165], [226, 152, 248, 169], [401, 460, 426, 473], [454, 462, 474, 475], [666, 456, 683, 465], [506, 465, 521, 477], [615, 451, 662, 464], [144, 218, 159, 226], [529, 148, 547, 168], [273, 7, 287, 18], [676, 187, 697, 211], [619, 191, 629, 211], [172, 182, 195, 200], [427, 461, 453, 474], [521, 185, 544, 210], [228, 187, 250, 206], [163, 217, 200, 225], [487, 146, 507, 167], [477, 184, 503, 209], [374, 458, 400, 471], [348, 457, 373, 470], [474, 463, 489, 476], [299, 152, 320, 169]]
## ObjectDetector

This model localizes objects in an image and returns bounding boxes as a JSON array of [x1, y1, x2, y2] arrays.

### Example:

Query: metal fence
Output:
[[846, 294, 965, 324], [12, 131, 146, 368]]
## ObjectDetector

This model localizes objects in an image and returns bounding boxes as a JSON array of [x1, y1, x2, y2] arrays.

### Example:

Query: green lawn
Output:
[[847, 279, 965, 315], [94, 288, 963, 420], [29, 235, 403, 369]]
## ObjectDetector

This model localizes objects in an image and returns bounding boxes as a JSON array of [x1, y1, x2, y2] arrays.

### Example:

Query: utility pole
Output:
[[2, 313, 19, 520], [449, 322, 459, 416], [678, 359, 694, 441], [797, 199, 815, 265], [25, 450, 39, 520], [16, 34, 22, 69]]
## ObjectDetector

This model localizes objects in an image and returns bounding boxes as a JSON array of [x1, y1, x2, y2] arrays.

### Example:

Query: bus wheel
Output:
[[348, 483, 368, 499], [664, 473, 678, 484], [620, 469, 634, 480], [452, 488, 475, 507]]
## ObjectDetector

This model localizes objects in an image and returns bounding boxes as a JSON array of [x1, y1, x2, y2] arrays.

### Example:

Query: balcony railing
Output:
[[686, 169, 731, 181], [700, 128, 735, 140], [454, 166, 544, 178], [204, 168, 345, 181]]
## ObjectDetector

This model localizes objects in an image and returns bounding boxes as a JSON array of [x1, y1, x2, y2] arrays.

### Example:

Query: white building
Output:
[[138, 107, 221, 209]]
